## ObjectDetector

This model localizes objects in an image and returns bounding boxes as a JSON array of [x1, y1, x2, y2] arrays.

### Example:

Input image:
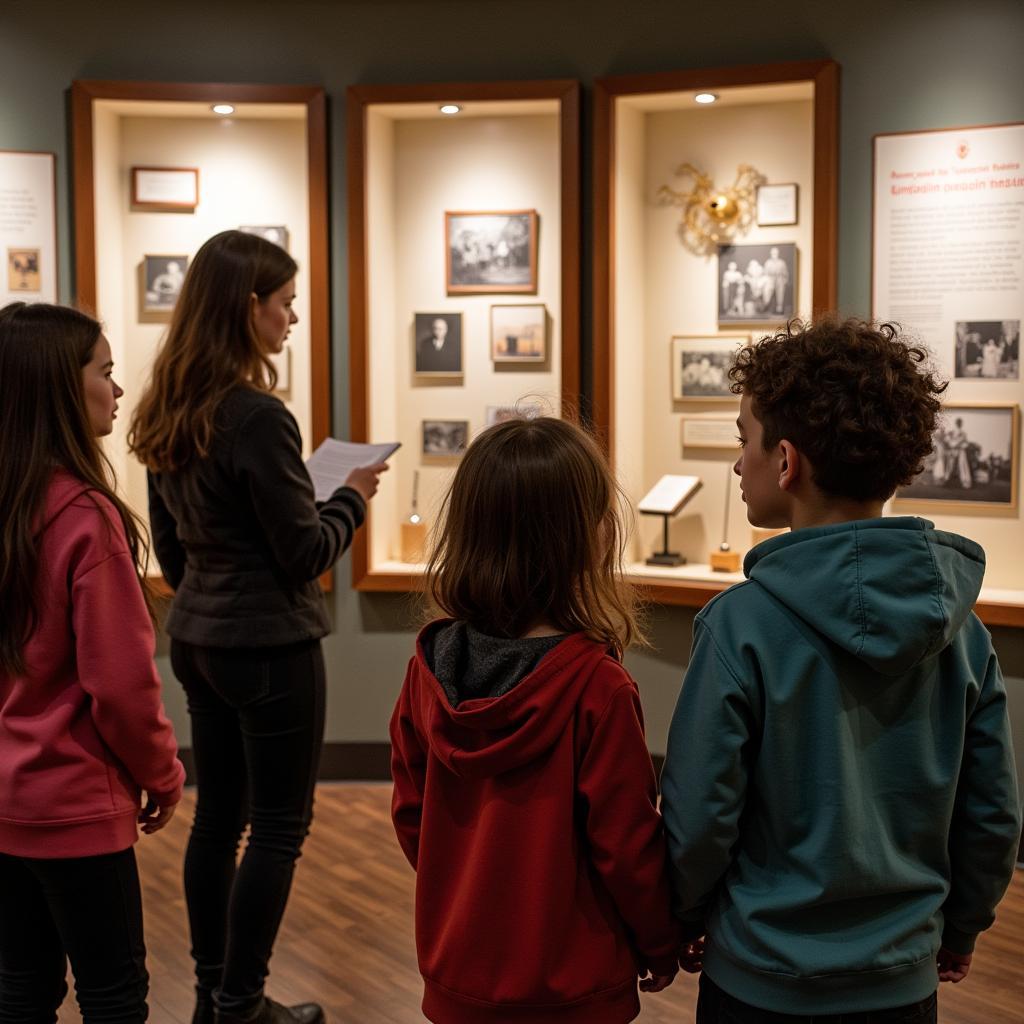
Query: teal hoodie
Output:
[[661, 517, 1021, 1015]]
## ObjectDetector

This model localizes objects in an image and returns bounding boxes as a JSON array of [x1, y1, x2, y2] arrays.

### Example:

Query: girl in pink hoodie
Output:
[[0, 302, 184, 1023]]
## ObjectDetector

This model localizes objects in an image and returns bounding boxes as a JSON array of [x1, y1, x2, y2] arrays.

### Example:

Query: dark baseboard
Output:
[[177, 742, 393, 785]]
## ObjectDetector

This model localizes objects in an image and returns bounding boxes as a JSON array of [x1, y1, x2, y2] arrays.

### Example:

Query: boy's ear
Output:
[[777, 440, 800, 491]]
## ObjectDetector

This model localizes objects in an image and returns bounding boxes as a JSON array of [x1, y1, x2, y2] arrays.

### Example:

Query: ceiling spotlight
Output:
[[694, 92, 719, 105], [211, 103, 235, 116], [439, 103, 462, 115]]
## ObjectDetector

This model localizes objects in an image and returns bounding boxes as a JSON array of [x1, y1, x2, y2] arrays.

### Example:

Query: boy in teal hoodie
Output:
[[661, 318, 1021, 1022]]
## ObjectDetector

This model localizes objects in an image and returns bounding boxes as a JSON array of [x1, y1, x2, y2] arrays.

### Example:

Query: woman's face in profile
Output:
[[252, 277, 298, 354], [81, 334, 123, 437]]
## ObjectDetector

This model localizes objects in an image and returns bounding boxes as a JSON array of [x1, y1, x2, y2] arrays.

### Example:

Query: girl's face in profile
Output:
[[82, 334, 123, 437], [252, 276, 298, 354]]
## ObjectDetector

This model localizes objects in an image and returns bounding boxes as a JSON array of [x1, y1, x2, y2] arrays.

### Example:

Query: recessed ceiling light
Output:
[[439, 103, 461, 115], [695, 92, 718, 105], [211, 103, 235, 116]]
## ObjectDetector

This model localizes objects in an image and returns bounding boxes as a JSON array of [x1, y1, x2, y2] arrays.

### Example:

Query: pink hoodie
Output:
[[0, 470, 185, 859]]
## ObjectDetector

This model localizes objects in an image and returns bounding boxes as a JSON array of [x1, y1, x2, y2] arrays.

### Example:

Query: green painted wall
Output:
[[2, 0, 1022, 774]]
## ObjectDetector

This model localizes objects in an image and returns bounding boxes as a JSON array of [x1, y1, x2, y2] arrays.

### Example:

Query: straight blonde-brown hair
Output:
[[129, 230, 297, 472], [426, 416, 643, 656]]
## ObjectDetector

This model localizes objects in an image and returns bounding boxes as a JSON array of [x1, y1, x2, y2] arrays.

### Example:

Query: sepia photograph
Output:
[[7, 248, 41, 292], [954, 320, 1020, 380], [671, 334, 748, 401], [718, 242, 796, 324], [446, 210, 538, 294], [422, 419, 469, 457], [239, 225, 290, 251], [414, 312, 463, 376], [894, 404, 1019, 512], [140, 255, 188, 319], [490, 304, 546, 363]]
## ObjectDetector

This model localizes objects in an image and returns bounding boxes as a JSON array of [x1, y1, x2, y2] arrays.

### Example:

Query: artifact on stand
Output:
[[710, 464, 741, 572], [400, 471, 428, 563], [638, 474, 703, 567]]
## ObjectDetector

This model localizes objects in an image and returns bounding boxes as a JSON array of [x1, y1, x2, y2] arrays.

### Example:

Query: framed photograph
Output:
[[239, 225, 290, 251], [756, 183, 798, 226], [894, 404, 1019, 513], [490, 304, 546, 363], [422, 419, 469, 458], [414, 312, 463, 376], [140, 255, 188, 320], [485, 402, 544, 426], [131, 166, 199, 210], [681, 414, 740, 450], [1, 150, 57, 303], [446, 210, 538, 294], [269, 347, 291, 392], [671, 335, 748, 401], [7, 248, 41, 292], [718, 242, 797, 324], [954, 320, 1020, 380]]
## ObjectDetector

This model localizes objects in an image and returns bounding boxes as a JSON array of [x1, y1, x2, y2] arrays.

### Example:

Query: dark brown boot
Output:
[[215, 996, 324, 1024]]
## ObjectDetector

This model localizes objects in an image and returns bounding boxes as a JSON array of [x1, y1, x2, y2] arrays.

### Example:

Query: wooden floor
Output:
[[58, 784, 1022, 1023]]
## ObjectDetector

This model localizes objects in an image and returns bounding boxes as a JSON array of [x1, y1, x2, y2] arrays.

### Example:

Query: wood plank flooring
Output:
[[58, 784, 1023, 1023]]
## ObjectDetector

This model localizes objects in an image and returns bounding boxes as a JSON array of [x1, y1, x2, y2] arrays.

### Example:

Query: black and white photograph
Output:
[[895, 404, 1019, 512], [954, 320, 1020, 380], [422, 419, 469, 457], [239, 225, 290, 251], [140, 254, 188, 319], [671, 334, 748, 401], [414, 312, 463, 376], [485, 402, 544, 426], [446, 210, 538, 294], [718, 242, 796, 324], [490, 304, 546, 362]]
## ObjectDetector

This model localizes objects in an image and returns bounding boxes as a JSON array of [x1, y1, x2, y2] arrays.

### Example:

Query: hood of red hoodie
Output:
[[410, 620, 613, 780], [39, 469, 95, 533]]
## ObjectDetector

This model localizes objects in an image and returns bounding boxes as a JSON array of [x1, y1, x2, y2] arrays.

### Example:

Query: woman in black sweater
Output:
[[130, 231, 385, 1024]]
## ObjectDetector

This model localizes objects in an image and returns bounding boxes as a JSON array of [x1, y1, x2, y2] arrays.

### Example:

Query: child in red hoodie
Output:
[[0, 302, 184, 1022], [390, 415, 681, 1024]]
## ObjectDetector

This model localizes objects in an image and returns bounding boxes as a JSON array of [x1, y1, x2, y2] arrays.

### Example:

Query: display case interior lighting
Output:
[[211, 103, 235, 115], [439, 103, 462, 115], [694, 92, 719, 104]]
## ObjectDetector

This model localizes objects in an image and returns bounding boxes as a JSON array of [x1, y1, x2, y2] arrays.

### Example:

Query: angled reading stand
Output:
[[71, 79, 332, 592], [592, 60, 1022, 627], [347, 78, 581, 592]]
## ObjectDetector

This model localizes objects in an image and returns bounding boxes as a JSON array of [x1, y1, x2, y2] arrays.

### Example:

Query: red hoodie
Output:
[[0, 471, 185, 859], [390, 621, 681, 1024]]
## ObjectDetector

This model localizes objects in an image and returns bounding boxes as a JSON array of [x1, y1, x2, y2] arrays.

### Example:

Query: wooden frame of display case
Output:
[[347, 78, 581, 592]]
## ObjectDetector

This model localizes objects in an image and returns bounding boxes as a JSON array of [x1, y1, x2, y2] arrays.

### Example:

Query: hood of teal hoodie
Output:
[[743, 517, 985, 677]]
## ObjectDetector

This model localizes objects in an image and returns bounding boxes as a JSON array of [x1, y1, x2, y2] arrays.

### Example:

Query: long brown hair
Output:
[[427, 417, 644, 656], [129, 230, 297, 472], [0, 302, 152, 677]]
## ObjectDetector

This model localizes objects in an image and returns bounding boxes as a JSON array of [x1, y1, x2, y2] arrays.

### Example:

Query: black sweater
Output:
[[148, 387, 365, 648]]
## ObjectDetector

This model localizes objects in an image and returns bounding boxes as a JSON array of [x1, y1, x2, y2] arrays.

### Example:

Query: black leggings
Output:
[[697, 973, 938, 1024], [170, 637, 325, 1015], [0, 848, 148, 1023]]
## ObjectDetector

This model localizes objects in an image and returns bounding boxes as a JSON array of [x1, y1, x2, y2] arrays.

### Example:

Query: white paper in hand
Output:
[[306, 438, 400, 501]]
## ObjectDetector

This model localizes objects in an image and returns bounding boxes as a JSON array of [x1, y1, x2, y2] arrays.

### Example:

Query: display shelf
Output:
[[347, 79, 581, 592]]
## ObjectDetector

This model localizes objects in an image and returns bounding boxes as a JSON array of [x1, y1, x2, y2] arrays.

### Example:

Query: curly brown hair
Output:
[[729, 317, 948, 502]]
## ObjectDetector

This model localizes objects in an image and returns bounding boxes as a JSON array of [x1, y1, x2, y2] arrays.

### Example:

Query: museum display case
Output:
[[347, 79, 581, 591]]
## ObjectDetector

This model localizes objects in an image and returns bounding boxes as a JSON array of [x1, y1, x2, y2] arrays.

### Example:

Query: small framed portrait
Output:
[[414, 312, 463, 376], [893, 404, 1019, 513], [490, 304, 546, 363], [755, 183, 799, 227], [239, 225, 290, 251], [485, 402, 544, 426], [140, 255, 188, 321], [446, 210, 538, 294], [671, 334, 748, 401], [954, 320, 1020, 381], [7, 248, 41, 292], [131, 166, 199, 211], [422, 419, 469, 458], [718, 242, 797, 324], [269, 347, 290, 392]]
